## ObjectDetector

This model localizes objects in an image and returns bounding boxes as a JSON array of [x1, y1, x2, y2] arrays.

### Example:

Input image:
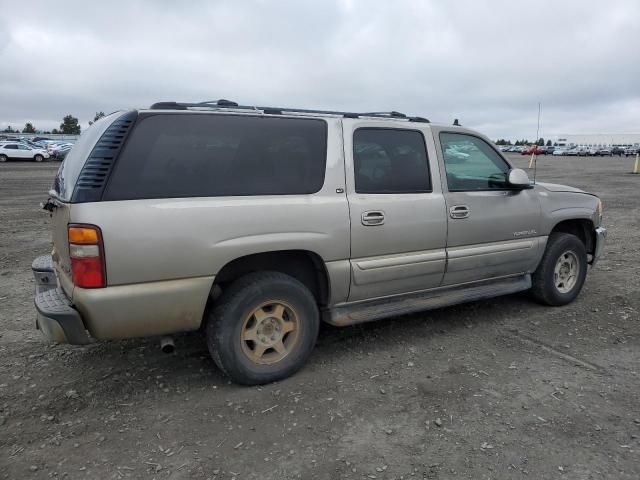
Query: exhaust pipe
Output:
[[160, 336, 175, 354]]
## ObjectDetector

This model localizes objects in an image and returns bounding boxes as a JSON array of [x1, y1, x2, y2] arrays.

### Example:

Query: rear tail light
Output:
[[68, 224, 106, 288]]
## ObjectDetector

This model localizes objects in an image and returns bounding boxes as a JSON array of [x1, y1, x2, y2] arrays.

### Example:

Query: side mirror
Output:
[[508, 168, 531, 189]]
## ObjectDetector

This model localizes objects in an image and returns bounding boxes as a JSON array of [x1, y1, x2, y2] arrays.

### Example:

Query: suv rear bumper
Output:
[[32, 255, 92, 345], [32, 254, 214, 343]]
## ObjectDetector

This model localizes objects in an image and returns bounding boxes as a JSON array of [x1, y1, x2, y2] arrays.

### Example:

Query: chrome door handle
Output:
[[361, 211, 385, 226], [449, 205, 470, 219]]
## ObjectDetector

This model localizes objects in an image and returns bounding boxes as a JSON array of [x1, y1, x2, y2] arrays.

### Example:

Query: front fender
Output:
[[539, 191, 600, 234]]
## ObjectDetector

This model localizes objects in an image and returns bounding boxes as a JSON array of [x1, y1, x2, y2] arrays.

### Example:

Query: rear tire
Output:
[[531, 233, 588, 306], [206, 271, 320, 385], [34, 154, 44, 162], [0, 154, 7, 162]]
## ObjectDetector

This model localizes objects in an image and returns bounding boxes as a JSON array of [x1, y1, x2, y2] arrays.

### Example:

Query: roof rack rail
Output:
[[148, 100, 429, 122], [360, 111, 407, 118], [197, 99, 239, 107]]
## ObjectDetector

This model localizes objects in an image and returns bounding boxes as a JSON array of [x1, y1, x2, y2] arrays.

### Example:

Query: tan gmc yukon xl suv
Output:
[[33, 100, 607, 385]]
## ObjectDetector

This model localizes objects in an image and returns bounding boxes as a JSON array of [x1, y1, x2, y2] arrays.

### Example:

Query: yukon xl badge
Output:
[[513, 229, 537, 237]]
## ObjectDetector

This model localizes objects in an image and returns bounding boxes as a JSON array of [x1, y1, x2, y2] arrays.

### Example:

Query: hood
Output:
[[535, 182, 586, 194]]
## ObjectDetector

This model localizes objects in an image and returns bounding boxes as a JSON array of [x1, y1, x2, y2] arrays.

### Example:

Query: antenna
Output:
[[531, 102, 541, 184]]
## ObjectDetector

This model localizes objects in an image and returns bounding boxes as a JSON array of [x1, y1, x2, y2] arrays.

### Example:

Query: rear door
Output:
[[433, 128, 543, 286], [344, 120, 447, 301], [3, 144, 19, 158]]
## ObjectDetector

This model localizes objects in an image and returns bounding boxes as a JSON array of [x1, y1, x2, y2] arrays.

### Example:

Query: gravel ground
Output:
[[0, 155, 639, 480]]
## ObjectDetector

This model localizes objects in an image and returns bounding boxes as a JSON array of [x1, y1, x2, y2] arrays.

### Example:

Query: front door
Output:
[[435, 130, 543, 286], [16, 144, 32, 159], [344, 122, 447, 302]]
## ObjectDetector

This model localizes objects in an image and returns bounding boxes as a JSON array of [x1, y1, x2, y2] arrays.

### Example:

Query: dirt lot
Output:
[[1, 155, 639, 480]]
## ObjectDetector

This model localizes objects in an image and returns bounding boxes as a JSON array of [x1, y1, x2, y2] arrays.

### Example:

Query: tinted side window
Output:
[[440, 133, 510, 191], [104, 114, 327, 200], [5, 144, 18, 149], [353, 129, 431, 194]]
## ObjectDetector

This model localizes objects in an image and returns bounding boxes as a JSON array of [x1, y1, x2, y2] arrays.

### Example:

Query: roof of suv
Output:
[[143, 99, 435, 125]]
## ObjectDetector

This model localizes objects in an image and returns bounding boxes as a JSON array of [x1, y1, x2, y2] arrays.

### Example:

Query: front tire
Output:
[[206, 271, 320, 385], [34, 154, 44, 162], [531, 233, 588, 306], [0, 154, 7, 162]]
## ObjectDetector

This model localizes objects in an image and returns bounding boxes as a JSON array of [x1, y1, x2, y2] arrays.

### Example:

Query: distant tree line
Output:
[[2, 112, 106, 135], [495, 137, 555, 146]]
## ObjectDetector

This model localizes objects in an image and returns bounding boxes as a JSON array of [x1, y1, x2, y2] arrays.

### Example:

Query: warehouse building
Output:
[[549, 133, 640, 148]]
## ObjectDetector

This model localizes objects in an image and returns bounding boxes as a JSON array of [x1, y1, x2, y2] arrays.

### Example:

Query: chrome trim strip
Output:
[[447, 239, 535, 259], [354, 250, 446, 270]]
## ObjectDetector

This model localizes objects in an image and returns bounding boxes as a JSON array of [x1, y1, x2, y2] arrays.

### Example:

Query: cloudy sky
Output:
[[1, 0, 639, 140]]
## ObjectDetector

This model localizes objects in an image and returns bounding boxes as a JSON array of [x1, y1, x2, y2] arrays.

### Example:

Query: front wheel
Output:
[[531, 233, 588, 306], [0, 154, 7, 162], [206, 271, 320, 385], [34, 154, 44, 162]]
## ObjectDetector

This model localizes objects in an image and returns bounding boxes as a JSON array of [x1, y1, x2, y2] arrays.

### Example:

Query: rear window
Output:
[[103, 114, 327, 200], [353, 128, 431, 194]]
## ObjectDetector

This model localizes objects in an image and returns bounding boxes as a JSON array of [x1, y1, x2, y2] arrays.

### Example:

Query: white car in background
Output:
[[444, 147, 470, 161], [552, 148, 568, 156], [0, 143, 50, 162]]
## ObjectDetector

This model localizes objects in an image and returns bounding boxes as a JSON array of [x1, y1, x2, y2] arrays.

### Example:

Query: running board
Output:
[[325, 274, 531, 327]]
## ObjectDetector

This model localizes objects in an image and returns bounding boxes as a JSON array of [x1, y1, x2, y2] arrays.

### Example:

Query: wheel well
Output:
[[214, 250, 330, 306], [550, 219, 595, 254]]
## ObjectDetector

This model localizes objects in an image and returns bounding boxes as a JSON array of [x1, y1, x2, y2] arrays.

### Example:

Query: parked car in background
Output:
[[41, 141, 70, 155], [576, 146, 590, 156], [611, 147, 625, 156], [625, 146, 640, 156], [595, 147, 611, 156], [542, 146, 555, 154], [52, 144, 73, 160], [444, 146, 470, 161], [0, 143, 50, 162], [51, 142, 73, 153], [46, 142, 67, 154], [34, 139, 55, 149], [565, 148, 580, 156], [552, 148, 568, 156], [521, 146, 545, 155], [23, 139, 44, 149]]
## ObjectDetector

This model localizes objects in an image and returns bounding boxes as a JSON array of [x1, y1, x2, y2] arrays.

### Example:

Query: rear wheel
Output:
[[206, 271, 319, 385], [531, 233, 588, 306], [34, 154, 44, 162], [0, 154, 7, 162]]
